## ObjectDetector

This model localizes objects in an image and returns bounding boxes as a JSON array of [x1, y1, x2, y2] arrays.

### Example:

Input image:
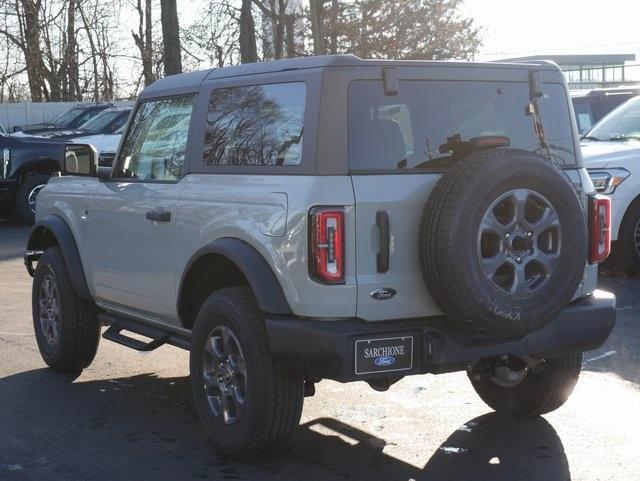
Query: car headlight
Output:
[[2, 147, 9, 178], [588, 168, 630, 194]]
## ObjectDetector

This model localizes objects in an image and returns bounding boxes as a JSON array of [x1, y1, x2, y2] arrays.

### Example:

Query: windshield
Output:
[[348, 80, 577, 172], [50, 107, 85, 128], [586, 96, 640, 141], [79, 109, 127, 133]]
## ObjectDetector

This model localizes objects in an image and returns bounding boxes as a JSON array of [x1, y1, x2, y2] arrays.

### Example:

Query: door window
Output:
[[115, 95, 195, 181]]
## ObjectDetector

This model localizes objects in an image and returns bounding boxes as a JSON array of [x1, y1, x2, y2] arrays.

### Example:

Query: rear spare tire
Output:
[[419, 149, 587, 338]]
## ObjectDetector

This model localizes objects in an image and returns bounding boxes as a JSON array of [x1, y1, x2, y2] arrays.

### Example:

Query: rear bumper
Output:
[[265, 290, 616, 382]]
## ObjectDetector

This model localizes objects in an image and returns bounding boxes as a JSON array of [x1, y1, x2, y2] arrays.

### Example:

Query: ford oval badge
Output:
[[374, 356, 396, 367], [370, 287, 397, 301]]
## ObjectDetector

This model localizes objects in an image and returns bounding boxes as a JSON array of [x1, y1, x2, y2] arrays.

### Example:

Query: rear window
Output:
[[348, 80, 577, 172]]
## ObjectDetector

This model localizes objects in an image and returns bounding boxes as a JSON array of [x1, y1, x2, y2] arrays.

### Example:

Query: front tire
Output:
[[17, 174, 50, 224], [469, 354, 582, 417], [190, 287, 303, 459], [32, 247, 101, 371]]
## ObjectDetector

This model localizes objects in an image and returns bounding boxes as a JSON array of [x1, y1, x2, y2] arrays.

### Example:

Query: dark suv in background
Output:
[[572, 87, 640, 134], [28, 106, 131, 140], [1, 129, 64, 223], [10, 103, 113, 135]]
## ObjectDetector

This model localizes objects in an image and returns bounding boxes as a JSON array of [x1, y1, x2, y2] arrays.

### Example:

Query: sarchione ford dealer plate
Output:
[[354, 336, 414, 375]]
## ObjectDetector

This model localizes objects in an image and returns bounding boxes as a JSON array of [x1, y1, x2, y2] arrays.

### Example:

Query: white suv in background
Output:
[[582, 95, 640, 269]]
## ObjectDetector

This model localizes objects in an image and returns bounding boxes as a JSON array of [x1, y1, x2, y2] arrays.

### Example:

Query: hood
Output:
[[580, 140, 640, 169], [69, 133, 122, 156]]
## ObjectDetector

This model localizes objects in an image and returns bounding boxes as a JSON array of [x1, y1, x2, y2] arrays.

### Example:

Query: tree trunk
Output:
[[329, 0, 338, 54], [273, 0, 285, 59], [284, 13, 296, 57], [144, 0, 153, 82], [309, 0, 326, 55], [239, 0, 257, 63], [160, 0, 182, 76], [20, 0, 44, 101], [66, 0, 81, 101], [132, 0, 154, 86]]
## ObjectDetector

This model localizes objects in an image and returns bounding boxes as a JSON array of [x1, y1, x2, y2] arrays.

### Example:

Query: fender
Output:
[[25, 214, 92, 300], [178, 237, 292, 316]]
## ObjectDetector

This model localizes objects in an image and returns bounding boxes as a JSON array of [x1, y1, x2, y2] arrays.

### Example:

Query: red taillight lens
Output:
[[589, 194, 611, 264], [309, 207, 345, 284]]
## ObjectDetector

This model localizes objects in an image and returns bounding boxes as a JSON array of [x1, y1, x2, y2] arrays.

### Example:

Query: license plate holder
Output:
[[354, 335, 414, 375]]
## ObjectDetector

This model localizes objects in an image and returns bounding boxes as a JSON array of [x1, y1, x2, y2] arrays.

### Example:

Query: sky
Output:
[[462, 0, 640, 61]]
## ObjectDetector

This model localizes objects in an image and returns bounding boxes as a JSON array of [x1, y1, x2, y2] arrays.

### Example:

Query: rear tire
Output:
[[16, 174, 50, 224], [190, 287, 304, 459], [32, 247, 101, 371], [469, 354, 582, 417]]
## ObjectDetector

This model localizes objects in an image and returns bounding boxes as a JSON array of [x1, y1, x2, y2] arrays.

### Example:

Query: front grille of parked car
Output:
[[98, 152, 115, 168]]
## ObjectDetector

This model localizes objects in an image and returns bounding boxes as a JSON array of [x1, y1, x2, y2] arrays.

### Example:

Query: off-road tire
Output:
[[612, 198, 640, 272], [190, 287, 304, 459], [419, 149, 587, 338], [16, 174, 50, 224], [32, 247, 100, 371], [469, 354, 582, 417]]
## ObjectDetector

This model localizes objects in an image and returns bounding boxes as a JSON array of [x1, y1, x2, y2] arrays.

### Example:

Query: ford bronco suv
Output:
[[25, 56, 616, 459]]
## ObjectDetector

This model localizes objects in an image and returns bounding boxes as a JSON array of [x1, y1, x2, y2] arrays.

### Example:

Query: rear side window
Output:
[[348, 80, 577, 172], [203, 82, 305, 166]]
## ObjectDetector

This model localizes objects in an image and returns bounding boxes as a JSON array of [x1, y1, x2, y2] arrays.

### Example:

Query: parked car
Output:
[[0, 129, 65, 223], [11, 103, 113, 135], [582, 95, 640, 269], [70, 125, 124, 167], [572, 87, 640, 135], [29, 106, 131, 140], [25, 56, 615, 460]]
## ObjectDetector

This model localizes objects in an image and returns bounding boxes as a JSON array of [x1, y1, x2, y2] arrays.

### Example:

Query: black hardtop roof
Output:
[[140, 55, 560, 98]]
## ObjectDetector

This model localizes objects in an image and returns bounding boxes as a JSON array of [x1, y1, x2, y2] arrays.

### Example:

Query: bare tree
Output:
[[132, 0, 154, 86]]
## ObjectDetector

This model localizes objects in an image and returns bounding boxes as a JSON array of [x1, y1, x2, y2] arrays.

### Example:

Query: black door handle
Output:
[[145, 208, 171, 222], [376, 211, 390, 273]]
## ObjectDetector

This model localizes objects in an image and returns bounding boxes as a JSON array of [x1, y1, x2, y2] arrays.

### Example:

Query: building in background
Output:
[[500, 54, 638, 89]]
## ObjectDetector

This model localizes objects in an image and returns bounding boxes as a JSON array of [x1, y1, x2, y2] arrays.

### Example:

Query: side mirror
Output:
[[63, 144, 98, 176]]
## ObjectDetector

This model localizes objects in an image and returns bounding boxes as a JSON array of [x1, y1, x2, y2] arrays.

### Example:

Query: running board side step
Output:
[[98, 313, 191, 351]]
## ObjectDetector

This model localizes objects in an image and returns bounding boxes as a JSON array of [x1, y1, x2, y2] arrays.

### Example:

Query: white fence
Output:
[[0, 101, 132, 131]]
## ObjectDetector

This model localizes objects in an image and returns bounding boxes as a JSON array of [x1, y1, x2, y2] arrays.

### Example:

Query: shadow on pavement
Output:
[[582, 277, 640, 386], [0, 367, 571, 480], [289, 415, 569, 481], [0, 215, 29, 262]]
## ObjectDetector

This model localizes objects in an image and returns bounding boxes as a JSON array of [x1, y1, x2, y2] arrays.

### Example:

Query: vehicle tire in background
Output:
[[190, 287, 304, 459], [16, 174, 50, 224], [32, 247, 101, 371], [468, 354, 582, 417], [419, 148, 587, 338], [611, 198, 640, 272]]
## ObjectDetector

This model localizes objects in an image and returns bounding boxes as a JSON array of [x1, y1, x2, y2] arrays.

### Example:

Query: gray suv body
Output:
[[25, 55, 616, 459]]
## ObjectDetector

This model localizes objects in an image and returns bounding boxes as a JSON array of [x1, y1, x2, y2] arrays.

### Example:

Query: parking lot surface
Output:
[[1, 215, 639, 481]]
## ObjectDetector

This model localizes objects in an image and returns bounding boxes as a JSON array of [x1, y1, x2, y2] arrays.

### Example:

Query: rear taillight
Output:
[[589, 194, 611, 264], [309, 207, 345, 284]]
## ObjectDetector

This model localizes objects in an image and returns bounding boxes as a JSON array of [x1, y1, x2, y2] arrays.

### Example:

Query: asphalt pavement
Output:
[[0, 214, 638, 481]]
